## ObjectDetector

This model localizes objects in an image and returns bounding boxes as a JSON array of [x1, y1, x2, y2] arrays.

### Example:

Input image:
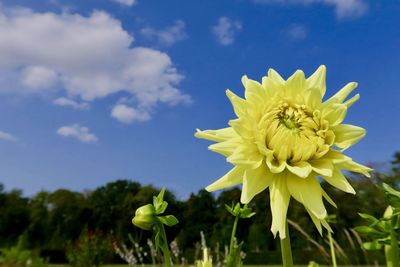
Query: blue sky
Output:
[[0, 0, 399, 199]]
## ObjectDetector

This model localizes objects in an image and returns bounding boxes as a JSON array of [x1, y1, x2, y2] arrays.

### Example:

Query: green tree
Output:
[[0, 186, 29, 246]]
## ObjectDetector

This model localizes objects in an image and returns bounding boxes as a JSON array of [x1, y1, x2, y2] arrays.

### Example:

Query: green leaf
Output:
[[358, 213, 389, 232], [158, 215, 179, 226], [359, 213, 379, 224], [239, 204, 256, 219], [354, 226, 386, 238], [362, 240, 382, 250], [233, 203, 241, 215], [153, 188, 168, 214], [225, 204, 235, 216], [383, 183, 400, 198], [156, 201, 168, 215], [383, 184, 400, 209]]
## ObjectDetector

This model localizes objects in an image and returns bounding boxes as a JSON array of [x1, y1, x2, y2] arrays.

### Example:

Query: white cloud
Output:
[[57, 124, 98, 143], [252, 0, 368, 20], [0, 131, 17, 142], [111, 0, 135, 6], [53, 97, 90, 110], [212, 17, 242, 46], [0, 7, 190, 122], [286, 24, 308, 40], [328, 0, 368, 20], [111, 104, 151, 124], [21, 66, 58, 91], [141, 20, 187, 46]]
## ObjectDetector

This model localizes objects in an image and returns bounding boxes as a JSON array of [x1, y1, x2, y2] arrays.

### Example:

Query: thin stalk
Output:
[[229, 216, 239, 253], [328, 230, 337, 267], [159, 224, 172, 267], [385, 226, 399, 267], [280, 221, 293, 267]]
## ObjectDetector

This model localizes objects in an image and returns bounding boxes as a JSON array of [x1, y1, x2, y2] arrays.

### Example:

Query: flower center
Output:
[[276, 102, 311, 131], [257, 101, 334, 163], [281, 117, 298, 130]]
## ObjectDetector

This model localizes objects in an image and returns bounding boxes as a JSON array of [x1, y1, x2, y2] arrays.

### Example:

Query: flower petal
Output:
[[309, 159, 333, 177], [344, 93, 360, 108], [304, 88, 322, 109], [227, 144, 264, 169], [241, 166, 272, 204], [322, 188, 337, 208], [287, 174, 327, 219], [268, 68, 286, 85], [286, 161, 312, 178], [331, 124, 366, 150], [286, 70, 305, 97], [305, 207, 322, 235], [270, 174, 290, 239], [229, 118, 254, 140], [261, 75, 280, 96], [206, 167, 244, 192], [322, 168, 355, 194], [321, 103, 347, 126], [208, 138, 241, 157], [323, 149, 351, 164], [226, 89, 246, 117], [195, 128, 237, 142], [336, 160, 372, 178], [306, 65, 326, 97], [266, 154, 286, 173], [330, 82, 358, 103], [242, 76, 266, 106]]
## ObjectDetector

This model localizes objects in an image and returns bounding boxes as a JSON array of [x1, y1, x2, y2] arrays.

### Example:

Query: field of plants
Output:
[[1, 152, 400, 266]]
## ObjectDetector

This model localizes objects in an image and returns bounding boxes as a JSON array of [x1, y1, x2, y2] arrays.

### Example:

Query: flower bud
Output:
[[132, 204, 156, 230]]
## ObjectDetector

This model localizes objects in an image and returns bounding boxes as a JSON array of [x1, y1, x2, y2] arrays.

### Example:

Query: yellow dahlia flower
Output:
[[195, 65, 372, 239]]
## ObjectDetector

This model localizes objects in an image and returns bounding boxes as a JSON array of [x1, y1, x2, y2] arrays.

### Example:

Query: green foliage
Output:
[[225, 203, 256, 219], [65, 229, 113, 267], [355, 182, 400, 267], [4, 151, 400, 264], [355, 183, 400, 250], [0, 234, 47, 267], [0, 188, 29, 247]]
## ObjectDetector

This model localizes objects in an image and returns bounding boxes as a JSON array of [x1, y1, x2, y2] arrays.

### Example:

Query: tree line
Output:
[[1, 153, 399, 264]]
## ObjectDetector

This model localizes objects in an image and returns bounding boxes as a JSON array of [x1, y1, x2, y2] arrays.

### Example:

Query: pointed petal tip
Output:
[[267, 68, 275, 75], [295, 69, 305, 75], [194, 128, 202, 137], [241, 75, 249, 85], [309, 209, 328, 220], [240, 193, 251, 205], [350, 81, 358, 88], [204, 185, 213, 192], [270, 229, 278, 239], [271, 227, 285, 239], [278, 231, 286, 239]]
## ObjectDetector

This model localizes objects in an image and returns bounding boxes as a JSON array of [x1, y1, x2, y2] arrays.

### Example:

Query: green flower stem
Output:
[[280, 221, 293, 267], [229, 215, 239, 254], [385, 227, 399, 267], [159, 223, 172, 267], [328, 230, 337, 267]]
